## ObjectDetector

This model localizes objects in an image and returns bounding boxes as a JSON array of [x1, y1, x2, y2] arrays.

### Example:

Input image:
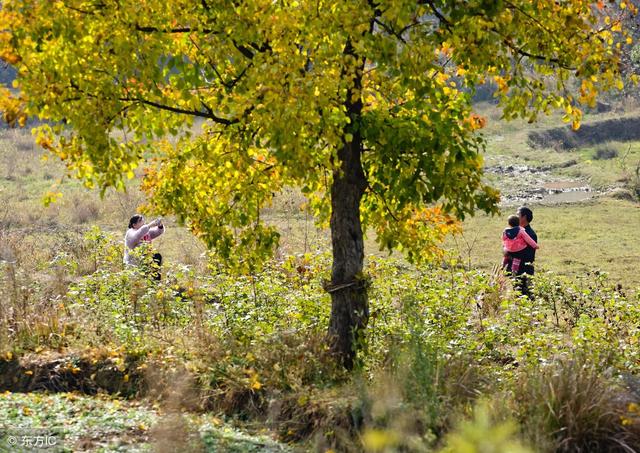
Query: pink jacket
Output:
[[502, 226, 538, 253], [123, 224, 164, 265]]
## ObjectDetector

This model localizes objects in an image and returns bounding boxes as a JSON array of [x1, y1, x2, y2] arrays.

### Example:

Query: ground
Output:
[[0, 392, 290, 452]]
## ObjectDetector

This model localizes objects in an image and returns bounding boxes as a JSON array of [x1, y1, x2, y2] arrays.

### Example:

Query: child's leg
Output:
[[511, 258, 521, 274], [502, 250, 512, 271]]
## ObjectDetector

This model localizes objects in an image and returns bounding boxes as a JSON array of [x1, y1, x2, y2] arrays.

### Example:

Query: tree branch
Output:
[[134, 24, 218, 34], [366, 182, 399, 222], [422, 0, 453, 32], [499, 36, 575, 70], [231, 40, 273, 61], [233, 41, 257, 60], [374, 18, 407, 43], [120, 96, 238, 125]]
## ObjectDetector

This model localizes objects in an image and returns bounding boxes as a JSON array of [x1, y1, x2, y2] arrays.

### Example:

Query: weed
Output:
[[514, 356, 640, 452]]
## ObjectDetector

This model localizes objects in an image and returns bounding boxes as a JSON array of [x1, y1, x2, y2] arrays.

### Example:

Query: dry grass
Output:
[[514, 356, 640, 452]]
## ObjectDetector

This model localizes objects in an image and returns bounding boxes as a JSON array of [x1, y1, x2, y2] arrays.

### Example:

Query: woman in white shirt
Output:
[[123, 214, 165, 279]]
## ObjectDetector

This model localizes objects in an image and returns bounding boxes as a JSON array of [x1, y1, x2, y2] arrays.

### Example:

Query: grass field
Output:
[[0, 392, 290, 452], [1, 109, 639, 288], [1, 103, 640, 452], [452, 102, 640, 288], [455, 198, 640, 288]]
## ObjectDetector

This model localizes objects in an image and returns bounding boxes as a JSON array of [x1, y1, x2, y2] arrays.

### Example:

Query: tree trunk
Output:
[[327, 38, 370, 370], [327, 131, 368, 370]]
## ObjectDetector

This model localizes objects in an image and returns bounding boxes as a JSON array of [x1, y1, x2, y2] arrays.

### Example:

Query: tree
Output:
[[0, 0, 635, 368]]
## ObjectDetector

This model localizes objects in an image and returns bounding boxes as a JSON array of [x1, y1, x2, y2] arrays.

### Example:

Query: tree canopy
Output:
[[1, 0, 636, 365]]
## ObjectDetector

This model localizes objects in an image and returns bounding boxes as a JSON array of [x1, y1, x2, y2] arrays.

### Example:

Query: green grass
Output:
[[478, 101, 640, 186], [447, 102, 640, 289], [452, 197, 640, 289], [0, 392, 157, 452], [0, 392, 291, 452]]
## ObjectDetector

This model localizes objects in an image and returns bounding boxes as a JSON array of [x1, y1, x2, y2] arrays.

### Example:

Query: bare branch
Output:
[[374, 18, 407, 43], [120, 96, 238, 125], [134, 24, 219, 34]]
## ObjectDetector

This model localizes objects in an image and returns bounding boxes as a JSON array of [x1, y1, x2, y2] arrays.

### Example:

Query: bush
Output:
[[594, 146, 619, 160], [514, 356, 640, 452], [3, 241, 640, 450], [439, 401, 533, 453]]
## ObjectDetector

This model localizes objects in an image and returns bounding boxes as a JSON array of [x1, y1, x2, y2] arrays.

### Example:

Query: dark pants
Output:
[[515, 263, 534, 299], [150, 253, 162, 281]]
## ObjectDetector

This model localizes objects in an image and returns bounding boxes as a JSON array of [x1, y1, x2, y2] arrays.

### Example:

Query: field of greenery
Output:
[[1, 106, 640, 451], [4, 0, 640, 450]]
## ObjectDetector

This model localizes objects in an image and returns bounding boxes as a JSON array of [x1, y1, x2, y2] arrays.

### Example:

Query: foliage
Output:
[[1, 0, 636, 269], [0, 392, 292, 452], [438, 402, 533, 453], [14, 236, 640, 378], [0, 391, 157, 452], [2, 226, 640, 450], [513, 356, 640, 452]]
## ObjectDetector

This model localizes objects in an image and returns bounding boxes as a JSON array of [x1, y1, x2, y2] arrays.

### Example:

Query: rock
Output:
[[606, 188, 637, 201], [594, 101, 612, 113]]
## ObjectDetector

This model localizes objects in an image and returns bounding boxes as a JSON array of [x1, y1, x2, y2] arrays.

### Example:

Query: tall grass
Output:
[[515, 356, 640, 452]]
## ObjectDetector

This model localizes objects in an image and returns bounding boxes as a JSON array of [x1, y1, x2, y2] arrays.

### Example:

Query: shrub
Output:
[[594, 146, 619, 160], [514, 356, 640, 452], [439, 401, 533, 453], [3, 243, 640, 450], [70, 197, 100, 224]]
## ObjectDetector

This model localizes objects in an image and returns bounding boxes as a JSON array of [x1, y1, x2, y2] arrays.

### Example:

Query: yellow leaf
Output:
[[572, 119, 581, 131], [362, 429, 399, 451]]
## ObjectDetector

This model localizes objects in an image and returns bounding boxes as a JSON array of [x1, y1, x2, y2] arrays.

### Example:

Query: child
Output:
[[502, 215, 538, 274]]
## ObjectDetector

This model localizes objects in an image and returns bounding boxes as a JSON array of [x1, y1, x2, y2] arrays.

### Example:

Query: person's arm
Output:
[[126, 220, 158, 247], [519, 228, 538, 249], [148, 223, 164, 240]]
